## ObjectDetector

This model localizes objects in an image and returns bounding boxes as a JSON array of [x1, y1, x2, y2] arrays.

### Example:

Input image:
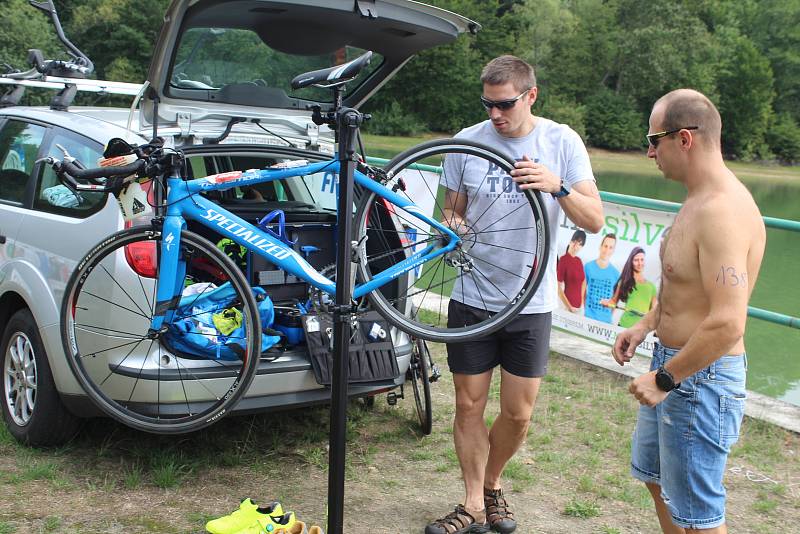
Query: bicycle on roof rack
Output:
[[43, 50, 550, 434]]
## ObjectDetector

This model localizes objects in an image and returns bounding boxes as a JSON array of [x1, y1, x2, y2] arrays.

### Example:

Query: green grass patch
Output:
[[753, 496, 779, 514], [564, 499, 601, 518]]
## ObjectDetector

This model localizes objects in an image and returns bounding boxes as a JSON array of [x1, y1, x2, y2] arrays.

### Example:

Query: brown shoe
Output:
[[484, 488, 516, 533], [425, 505, 489, 534]]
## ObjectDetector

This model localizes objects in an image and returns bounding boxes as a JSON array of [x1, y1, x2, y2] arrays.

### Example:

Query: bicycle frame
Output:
[[150, 158, 460, 330]]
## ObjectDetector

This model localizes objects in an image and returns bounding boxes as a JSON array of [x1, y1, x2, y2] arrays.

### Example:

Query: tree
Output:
[[715, 27, 774, 159], [742, 0, 800, 123], [766, 113, 800, 164], [539, 0, 619, 102], [69, 0, 170, 83], [584, 88, 643, 150], [365, 0, 526, 133], [612, 1, 719, 113]]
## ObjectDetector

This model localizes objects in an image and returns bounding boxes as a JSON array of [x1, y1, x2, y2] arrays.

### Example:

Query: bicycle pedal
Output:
[[429, 364, 441, 383], [386, 391, 402, 405]]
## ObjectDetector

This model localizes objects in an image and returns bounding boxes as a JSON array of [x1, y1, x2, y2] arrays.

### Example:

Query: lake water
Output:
[[597, 170, 800, 406]]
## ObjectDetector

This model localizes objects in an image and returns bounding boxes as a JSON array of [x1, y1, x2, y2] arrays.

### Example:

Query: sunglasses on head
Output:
[[646, 126, 698, 147], [480, 89, 530, 111]]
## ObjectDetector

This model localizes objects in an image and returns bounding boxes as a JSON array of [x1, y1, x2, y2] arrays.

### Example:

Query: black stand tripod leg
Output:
[[327, 107, 362, 534]]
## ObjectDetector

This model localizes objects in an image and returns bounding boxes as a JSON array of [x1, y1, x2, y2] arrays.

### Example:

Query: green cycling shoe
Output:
[[233, 511, 297, 534], [206, 499, 283, 534]]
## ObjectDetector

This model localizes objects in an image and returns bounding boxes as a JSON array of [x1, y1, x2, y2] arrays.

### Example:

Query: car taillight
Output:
[[125, 240, 157, 278], [124, 180, 157, 277]]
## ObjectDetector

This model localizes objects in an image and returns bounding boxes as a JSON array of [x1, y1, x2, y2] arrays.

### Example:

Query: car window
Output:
[[34, 129, 106, 217], [0, 120, 46, 204], [169, 27, 382, 104]]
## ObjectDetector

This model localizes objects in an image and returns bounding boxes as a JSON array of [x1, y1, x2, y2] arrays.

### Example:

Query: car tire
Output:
[[2, 309, 81, 446]]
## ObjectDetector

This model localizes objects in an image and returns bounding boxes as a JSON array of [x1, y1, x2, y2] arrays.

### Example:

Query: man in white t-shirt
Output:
[[426, 55, 603, 534]]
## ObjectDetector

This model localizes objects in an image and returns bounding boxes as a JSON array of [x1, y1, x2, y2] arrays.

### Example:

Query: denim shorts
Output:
[[630, 343, 747, 530]]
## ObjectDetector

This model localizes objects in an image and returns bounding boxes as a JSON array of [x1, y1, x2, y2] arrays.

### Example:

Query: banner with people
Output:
[[552, 201, 676, 356]]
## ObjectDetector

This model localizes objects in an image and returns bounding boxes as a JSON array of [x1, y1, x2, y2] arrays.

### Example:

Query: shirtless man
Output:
[[612, 89, 766, 533]]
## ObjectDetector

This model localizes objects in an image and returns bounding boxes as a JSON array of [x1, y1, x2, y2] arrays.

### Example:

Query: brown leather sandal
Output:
[[425, 505, 489, 534], [484, 488, 516, 533]]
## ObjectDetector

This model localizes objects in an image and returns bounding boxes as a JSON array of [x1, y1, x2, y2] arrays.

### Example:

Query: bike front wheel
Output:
[[61, 227, 261, 434], [355, 139, 550, 342]]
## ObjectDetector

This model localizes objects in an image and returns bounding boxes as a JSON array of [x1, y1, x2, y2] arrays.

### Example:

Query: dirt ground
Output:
[[1, 348, 798, 534]]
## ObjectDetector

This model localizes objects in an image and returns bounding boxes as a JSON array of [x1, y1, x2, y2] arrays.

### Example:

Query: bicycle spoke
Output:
[[101, 338, 149, 387], [468, 263, 513, 303], [471, 240, 536, 255], [468, 253, 530, 281], [75, 323, 149, 340], [136, 272, 154, 314], [100, 265, 151, 318], [478, 201, 538, 236], [81, 291, 151, 321], [64, 229, 260, 431], [79, 338, 148, 359]]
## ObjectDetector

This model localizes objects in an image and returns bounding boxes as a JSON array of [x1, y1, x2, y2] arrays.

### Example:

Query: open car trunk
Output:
[[179, 145, 412, 382]]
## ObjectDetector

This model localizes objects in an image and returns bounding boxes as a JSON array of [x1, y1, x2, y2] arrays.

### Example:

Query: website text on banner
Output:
[[553, 201, 674, 356]]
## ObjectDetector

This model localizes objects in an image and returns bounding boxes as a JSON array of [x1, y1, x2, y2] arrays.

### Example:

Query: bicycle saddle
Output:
[[291, 51, 372, 90]]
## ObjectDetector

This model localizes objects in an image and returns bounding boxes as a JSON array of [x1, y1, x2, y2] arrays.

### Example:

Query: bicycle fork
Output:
[[149, 215, 187, 334]]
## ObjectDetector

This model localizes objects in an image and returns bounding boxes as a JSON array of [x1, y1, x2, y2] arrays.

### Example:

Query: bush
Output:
[[765, 113, 800, 164], [363, 101, 428, 137], [537, 95, 587, 141], [584, 89, 644, 150]]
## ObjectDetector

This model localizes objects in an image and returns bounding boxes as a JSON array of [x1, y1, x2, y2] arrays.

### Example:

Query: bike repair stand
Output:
[[327, 99, 363, 534]]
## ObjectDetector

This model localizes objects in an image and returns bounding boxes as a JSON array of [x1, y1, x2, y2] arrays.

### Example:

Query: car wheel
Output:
[[2, 309, 81, 446]]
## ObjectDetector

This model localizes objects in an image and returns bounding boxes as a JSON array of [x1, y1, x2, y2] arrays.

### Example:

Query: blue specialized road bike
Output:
[[49, 53, 549, 433]]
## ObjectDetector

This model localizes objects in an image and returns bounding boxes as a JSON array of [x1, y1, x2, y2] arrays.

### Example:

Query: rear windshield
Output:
[[169, 27, 382, 104]]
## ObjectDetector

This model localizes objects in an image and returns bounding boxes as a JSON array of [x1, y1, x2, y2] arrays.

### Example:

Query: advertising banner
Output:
[[552, 201, 676, 356]]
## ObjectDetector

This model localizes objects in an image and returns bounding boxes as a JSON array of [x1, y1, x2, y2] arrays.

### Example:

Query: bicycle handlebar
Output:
[[47, 157, 146, 195]]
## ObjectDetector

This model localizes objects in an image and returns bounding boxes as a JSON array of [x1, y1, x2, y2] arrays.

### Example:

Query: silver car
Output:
[[0, 0, 474, 445]]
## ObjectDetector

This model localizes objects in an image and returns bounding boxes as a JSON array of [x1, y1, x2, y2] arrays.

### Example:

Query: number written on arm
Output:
[[716, 265, 748, 288]]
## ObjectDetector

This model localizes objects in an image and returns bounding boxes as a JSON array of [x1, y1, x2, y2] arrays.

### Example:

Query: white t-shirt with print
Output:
[[440, 118, 595, 314]]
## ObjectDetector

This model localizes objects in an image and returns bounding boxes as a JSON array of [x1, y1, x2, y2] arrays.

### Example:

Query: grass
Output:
[[0, 351, 797, 533], [564, 499, 601, 518]]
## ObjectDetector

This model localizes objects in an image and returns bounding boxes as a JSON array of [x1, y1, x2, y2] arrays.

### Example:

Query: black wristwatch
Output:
[[552, 178, 571, 199], [655, 366, 680, 392]]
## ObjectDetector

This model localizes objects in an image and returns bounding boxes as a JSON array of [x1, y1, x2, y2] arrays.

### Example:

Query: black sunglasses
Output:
[[480, 89, 530, 111], [646, 126, 698, 147]]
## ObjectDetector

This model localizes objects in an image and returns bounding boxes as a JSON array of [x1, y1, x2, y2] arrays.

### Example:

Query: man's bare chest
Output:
[[661, 211, 699, 284]]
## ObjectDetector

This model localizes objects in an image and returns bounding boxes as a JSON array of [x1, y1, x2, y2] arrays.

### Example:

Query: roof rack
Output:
[[0, 76, 145, 110], [0, 76, 143, 96]]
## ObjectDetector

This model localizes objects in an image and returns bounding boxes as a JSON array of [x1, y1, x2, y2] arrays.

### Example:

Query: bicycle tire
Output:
[[407, 338, 432, 435], [60, 227, 261, 434], [354, 138, 550, 342]]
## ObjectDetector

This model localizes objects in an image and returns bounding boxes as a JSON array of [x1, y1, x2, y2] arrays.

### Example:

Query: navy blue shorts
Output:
[[445, 299, 551, 378]]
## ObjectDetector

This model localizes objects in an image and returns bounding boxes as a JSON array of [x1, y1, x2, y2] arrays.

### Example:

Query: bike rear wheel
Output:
[[61, 227, 260, 434], [407, 338, 432, 435], [355, 139, 550, 342]]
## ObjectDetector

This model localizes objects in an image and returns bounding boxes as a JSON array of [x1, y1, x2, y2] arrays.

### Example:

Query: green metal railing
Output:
[[364, 156, 800, 329]]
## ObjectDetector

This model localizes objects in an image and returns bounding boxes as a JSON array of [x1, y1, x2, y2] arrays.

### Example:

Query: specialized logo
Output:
[[201, 208, 292, 261], [164, 232, 175, 251]]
